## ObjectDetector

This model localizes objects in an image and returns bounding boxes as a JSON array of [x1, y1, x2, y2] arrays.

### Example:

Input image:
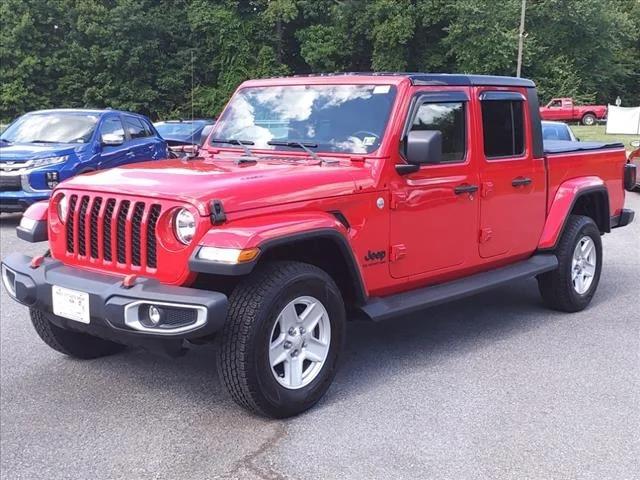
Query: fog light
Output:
[[138, 304, 164, 328], [148, 305, 162, 325], [46, 172, 59, 189]]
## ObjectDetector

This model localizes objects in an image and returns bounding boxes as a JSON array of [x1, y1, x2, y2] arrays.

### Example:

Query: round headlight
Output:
[[57, 194, 68, 224], [174, 208, 196, 245]]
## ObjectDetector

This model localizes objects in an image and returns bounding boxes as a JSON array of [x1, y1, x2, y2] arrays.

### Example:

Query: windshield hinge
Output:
[[210, 200, 227, 225]]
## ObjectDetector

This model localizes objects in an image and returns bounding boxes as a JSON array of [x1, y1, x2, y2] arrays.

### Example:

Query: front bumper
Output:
[[1, 253, 228, 351], [0, 190, 51, 212]]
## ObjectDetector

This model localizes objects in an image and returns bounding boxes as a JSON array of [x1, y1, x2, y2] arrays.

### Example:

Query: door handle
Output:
[[512, 177, 532, 187], [454, 184, 479, 195]]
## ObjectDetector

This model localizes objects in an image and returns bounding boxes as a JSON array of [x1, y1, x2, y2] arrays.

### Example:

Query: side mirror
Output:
[[406, 130, 442, 165], [631, 140, 640, 148], [101, 133, 124, 146]]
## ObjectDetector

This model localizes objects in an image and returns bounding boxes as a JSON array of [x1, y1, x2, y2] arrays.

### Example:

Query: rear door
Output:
[[389, 90, 480, 279], [477, 89, 546, 259]]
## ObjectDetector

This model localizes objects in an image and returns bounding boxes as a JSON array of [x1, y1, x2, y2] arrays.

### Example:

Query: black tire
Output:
[[581, 113, 596, 126], [218, 261, 346, 418], [537, 215, 602, 312], [30, 308, 126, 359]]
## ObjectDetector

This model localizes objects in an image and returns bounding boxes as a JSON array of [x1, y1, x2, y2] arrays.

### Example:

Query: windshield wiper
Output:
[[267, 140, 320, 161], [28, 140, 59, 144], [210, 138, 258, 163]]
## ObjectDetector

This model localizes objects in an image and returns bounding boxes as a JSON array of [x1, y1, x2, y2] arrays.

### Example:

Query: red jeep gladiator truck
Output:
[[539, 97, 608, 125], [2, 74, 636, 418]]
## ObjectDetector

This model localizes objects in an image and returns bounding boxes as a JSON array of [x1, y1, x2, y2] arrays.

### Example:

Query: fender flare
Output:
[[16, 201, 49, 242], [538, 177, 609, 250], [188, 211, 368, 303]]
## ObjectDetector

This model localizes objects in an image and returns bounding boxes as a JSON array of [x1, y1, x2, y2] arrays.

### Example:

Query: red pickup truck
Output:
[[540, 97, 608, 125], [2, 74, 636, 418]]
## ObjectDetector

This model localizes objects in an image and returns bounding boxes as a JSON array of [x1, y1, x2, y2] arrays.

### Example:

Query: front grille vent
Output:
[[64, 194, 162, 271]]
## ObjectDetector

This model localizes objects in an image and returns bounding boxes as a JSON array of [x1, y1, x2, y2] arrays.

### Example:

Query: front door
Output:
[[389, 91, 480, 279], [477, 90, 546, 259], [97, 115, 130, 169]]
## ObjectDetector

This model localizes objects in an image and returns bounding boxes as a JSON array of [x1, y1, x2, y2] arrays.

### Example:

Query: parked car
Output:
[[541, 120, 578, 141], [629, 140, 640, 190], [0, 109, 167, 213], [154, 119, 215, 146], [2, 74, 635, 418], [540, 97, 607, 125]]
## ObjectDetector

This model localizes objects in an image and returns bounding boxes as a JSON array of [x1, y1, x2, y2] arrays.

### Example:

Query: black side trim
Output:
[[189, 228, 368, 304], [611, 209, 635, 229], [413, 91, 469, 102], [360, 254, 558, 321], [479, 91, 526, 101], [16, 220, 48, 243], [526, 87, 544, 158], [409, 74, 535, 88]]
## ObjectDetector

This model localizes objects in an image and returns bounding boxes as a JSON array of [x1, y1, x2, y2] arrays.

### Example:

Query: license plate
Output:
[[52, 286, 90, 324]]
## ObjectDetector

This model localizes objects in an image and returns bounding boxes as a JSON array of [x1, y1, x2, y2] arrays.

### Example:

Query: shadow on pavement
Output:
[[0, 213, 21, 228]]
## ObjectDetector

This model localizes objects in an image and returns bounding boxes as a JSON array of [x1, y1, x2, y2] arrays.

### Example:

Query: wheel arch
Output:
[[538, 179, 610, 250], [254, 229, 368, 307], [189, 213, 368, 306]]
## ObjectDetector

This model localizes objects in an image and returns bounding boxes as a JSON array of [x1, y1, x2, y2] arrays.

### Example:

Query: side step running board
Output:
[[360, 254, 558, 322]]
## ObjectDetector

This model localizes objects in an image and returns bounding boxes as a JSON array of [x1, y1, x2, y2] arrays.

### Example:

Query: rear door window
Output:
[[124, 116, 147, 139], [481, 100, 525, 159]]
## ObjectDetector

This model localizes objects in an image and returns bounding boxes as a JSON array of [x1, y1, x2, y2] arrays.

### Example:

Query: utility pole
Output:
[[516, 0, 527, 77]]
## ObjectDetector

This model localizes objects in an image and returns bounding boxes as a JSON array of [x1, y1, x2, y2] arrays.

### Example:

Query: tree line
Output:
[[1, 0, 639, 122]]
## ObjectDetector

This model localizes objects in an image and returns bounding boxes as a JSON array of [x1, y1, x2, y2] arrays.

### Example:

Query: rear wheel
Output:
[[218, 261, 346, 418], [581, 113, 596, 126], [537, 215, 602, 312], [30, 308, 126, 359]]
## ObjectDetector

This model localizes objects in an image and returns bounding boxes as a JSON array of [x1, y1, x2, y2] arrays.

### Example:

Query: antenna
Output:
[[191, 49, 195, 150]]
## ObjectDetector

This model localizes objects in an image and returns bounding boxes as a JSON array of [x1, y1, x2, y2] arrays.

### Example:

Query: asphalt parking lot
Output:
[[1, 193, 638, 480]]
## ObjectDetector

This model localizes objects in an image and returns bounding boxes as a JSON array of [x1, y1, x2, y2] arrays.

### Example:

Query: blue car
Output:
[[0, 109, 167, 213], [154, 119, 215, 146]]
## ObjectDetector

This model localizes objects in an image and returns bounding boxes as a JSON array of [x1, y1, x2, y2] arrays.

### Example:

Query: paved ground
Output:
[[1, 194, 639, 480]]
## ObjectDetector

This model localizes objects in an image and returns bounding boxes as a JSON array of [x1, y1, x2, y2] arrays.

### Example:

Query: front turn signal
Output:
[[197, 246, 260, 264]]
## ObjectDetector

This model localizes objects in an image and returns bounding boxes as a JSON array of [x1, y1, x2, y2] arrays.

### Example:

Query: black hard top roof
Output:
[[290, 72, 536, 88]]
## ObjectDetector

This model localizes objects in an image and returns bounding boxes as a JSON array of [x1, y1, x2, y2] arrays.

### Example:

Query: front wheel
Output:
[[30, 308, 126, 359], [537, 215, 602, 312], [218, 261, 346, 418]]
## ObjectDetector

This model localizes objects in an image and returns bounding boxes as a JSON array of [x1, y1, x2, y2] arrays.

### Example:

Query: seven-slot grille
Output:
[[65, 194, 162, 270]]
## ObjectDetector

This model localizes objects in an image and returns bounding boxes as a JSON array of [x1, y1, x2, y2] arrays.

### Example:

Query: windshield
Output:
[[155, 121, 206, 137], [211, 84, 397, 154], [0, 112, 99, 144], [542, 122, 572, 141]]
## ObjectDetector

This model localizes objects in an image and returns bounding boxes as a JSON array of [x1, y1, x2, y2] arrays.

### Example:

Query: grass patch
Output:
[[572, 125, 639, 149]]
